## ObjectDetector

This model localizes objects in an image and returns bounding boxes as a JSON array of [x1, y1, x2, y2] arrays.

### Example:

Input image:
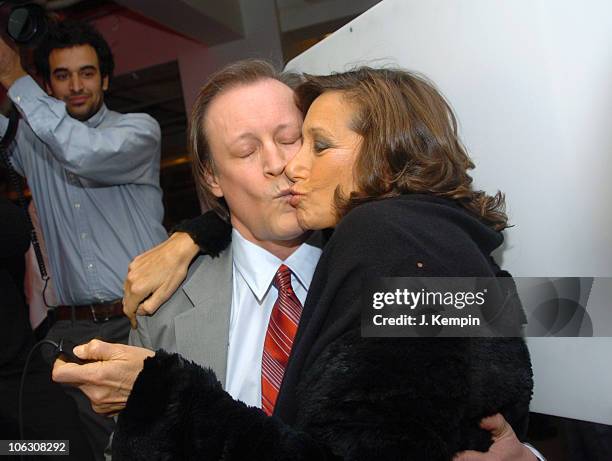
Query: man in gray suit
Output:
[[127, 59, 319, 406], [54, 59, 319, 413]]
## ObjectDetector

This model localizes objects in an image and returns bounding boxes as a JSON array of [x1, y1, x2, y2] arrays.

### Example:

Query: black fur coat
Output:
[[113, 195, 533, 460]]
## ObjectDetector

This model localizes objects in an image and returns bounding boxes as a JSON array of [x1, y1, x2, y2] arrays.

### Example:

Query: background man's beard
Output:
[[68, 98, 103, 121]]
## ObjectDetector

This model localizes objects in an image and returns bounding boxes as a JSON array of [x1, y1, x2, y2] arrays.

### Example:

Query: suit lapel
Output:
[[173, 247, 233, 387]]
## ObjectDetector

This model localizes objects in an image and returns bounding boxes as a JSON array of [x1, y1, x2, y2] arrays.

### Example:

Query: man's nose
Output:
[[70, 74, 83, 92], [263, 145, 288, 177]]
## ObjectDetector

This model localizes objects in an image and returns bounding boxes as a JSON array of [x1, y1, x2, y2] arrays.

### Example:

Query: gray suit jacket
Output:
[[129, 247, 233, 387]]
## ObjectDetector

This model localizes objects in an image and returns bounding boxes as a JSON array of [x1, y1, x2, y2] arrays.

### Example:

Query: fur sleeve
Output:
[[112, 351, 338, 461], [172, 211, 232, 258], [295, 329, 473, 460]]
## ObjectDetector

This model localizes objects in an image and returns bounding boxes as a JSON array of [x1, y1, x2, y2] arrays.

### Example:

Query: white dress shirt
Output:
[[225, 229, 322, 407]]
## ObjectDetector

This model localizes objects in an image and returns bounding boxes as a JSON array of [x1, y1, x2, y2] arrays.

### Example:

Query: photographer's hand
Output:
[[0, 37, 27, 89]]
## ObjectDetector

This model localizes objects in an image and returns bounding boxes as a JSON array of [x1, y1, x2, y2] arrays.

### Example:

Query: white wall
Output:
[[287, 0, 612, 425]]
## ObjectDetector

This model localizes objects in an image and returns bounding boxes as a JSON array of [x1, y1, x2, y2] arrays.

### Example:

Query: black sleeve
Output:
[[171, 210, 232, 257], [113, 314, 472, 460], [113, 351, 337, 461]]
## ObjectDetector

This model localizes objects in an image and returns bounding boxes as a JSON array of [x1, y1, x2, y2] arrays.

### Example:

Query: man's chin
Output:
[[67, 108, 92, 121], [67, 103, 100, 121], [296, 211, 327, 232], [274, 218, 308, 242]]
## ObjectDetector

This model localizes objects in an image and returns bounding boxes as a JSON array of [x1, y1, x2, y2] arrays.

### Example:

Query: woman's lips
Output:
[[289, 191, 304, 207], [289, 185, 307, 207]]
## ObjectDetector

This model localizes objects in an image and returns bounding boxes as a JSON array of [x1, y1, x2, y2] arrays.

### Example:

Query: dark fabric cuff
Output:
[[122, 350, 223, 423], [171, 211, 232, 257], [113, 350, 225, 460]]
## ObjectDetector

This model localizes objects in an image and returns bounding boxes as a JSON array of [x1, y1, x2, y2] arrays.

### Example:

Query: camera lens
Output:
[[8, 7, 35, 43], [7, 4, 46, 45]]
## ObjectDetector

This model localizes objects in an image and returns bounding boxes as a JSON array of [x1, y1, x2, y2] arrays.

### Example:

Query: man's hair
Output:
[[34, 21, 115, 84], [189, 59, 300, 221], [295, 67, 508, 230]]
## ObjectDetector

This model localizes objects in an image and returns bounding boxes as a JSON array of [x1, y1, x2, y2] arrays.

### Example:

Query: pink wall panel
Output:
[[91, 11, 211, 111]]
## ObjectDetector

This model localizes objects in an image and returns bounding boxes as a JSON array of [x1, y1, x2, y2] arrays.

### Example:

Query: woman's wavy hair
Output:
[[295, 67, 508, 231]]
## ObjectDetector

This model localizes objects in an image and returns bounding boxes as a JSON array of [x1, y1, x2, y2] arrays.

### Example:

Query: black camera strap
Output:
[[0, 107, 51, 293]]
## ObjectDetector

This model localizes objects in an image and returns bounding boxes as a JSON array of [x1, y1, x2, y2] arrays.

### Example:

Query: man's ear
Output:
[[44, 81, 52, 95], [205, 168, 223, 198], [102, 75, 109, 91]]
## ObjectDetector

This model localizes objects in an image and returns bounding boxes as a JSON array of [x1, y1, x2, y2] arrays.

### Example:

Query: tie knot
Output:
[[273, 264, 293, 292]]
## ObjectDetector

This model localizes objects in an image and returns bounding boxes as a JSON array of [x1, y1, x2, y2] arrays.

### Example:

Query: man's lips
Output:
[[275, 188, 303, 208], [276, 189, 292, 199], [69, 96, 89, 105]]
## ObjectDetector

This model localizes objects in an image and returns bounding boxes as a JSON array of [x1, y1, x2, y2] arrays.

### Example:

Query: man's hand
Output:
[[0, 37, 27, 89], [123, 232, 199, 328], [52, 340, 155, 416], [453, 414, 538, 461]]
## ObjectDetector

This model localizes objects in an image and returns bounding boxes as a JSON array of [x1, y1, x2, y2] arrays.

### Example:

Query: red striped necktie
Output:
[[261, 264, 303, 416]]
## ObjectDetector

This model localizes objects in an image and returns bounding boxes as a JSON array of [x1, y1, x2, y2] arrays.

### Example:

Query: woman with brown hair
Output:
[[112, 67, 532, 460]]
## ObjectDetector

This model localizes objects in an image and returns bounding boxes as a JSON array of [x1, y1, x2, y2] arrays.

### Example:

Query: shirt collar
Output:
[[231, 228, 322, 302], [84, 103, 108, 127]]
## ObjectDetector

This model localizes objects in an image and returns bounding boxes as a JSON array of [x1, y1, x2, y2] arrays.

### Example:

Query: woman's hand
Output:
[[454, 414, 540, 461], [123, 232, 199, 328]]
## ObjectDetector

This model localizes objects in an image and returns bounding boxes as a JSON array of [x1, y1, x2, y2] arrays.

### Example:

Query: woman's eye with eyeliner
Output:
[[313, 140, 331, 153]]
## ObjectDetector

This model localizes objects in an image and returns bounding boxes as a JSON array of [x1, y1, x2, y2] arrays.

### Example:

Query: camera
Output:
[[0, 1, 47, 46]]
